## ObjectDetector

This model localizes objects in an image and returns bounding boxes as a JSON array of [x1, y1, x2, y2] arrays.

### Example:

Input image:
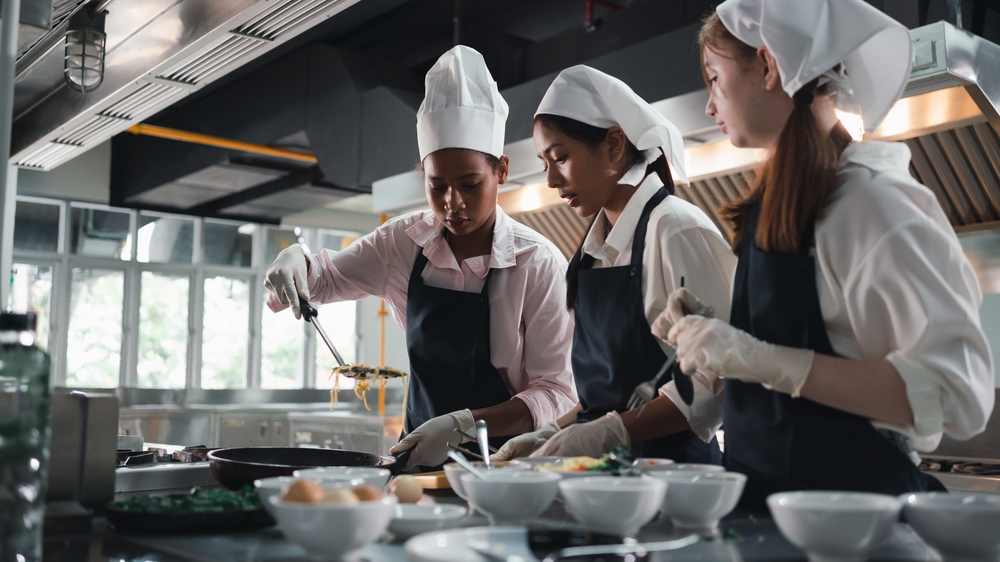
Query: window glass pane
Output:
[[316, 229, 359, 253], [202, 276, 249, 389], [137, 213, 194, 264], [315, 301, 358, 389], [265, 227, 304, 264], [203, 221, 253, 267], [138, 272, 189, 389], [261, 298, 303, 389], [11, 263, 53, 350], [14, 201, 60, 252], [70, 207, 131, 259], [67, 268, 123, 388]]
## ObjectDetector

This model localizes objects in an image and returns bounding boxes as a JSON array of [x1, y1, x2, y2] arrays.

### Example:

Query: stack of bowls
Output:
[[903, 491, 1000, 561]]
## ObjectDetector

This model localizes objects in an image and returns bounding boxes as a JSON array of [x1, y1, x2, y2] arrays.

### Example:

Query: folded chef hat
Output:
[[416, 45, 509, 161], [535, 65, 688, 184], [716, 0, 912, 132]]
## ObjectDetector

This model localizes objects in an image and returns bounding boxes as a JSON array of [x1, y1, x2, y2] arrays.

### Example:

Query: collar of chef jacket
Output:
[[582, 171, 665, 266], [405, 205, 517, 278]]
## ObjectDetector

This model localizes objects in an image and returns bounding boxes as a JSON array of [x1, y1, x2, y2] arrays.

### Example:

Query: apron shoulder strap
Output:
[[409, 248, 430, 288], [630, 187, 670, 266]]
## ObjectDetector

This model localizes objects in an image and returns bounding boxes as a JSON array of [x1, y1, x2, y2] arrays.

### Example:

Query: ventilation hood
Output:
[[10, 0, 367, 171], [0, 0, 52, 52], [382, 20, 1000, 257]]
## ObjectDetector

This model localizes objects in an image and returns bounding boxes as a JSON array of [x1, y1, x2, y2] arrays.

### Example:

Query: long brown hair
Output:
[[533, 114, 674, 308], [699, 12, 853, 253]]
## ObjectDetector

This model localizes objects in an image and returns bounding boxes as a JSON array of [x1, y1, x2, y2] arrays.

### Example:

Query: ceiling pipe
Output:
[[125, 123, 319, 164], [585, 0, 623, 33]]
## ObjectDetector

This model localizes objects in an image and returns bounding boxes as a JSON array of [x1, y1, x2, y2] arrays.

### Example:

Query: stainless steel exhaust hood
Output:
[[10, 0, 365, 171]]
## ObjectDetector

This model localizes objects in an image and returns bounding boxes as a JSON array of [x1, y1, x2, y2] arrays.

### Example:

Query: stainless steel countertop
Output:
[[48, 492, 942, 562]]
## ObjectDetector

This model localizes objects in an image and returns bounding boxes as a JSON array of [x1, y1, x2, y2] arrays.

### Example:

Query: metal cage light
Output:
[[64, 8, 107, 93]]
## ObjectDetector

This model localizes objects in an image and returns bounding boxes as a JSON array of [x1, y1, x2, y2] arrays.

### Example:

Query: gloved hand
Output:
[[491, 421, 560, 461], [264, 244, 310, 319], [390, 409, 475, 470], [531, 412, 629, 458], [668, 316, 815, 397], [651, 288, 714, 342]]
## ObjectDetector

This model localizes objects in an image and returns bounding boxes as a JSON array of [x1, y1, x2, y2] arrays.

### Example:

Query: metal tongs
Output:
[[299, 297, 346, 367]]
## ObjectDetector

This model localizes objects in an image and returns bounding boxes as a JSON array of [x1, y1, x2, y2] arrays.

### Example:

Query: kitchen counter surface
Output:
[[44, 491, 940, 562]]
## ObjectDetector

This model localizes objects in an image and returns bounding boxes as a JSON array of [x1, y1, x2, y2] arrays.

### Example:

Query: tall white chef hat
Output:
[[716, 0, 912, 132], [416, 45, 509, 161], [534, 65, 688, 184]]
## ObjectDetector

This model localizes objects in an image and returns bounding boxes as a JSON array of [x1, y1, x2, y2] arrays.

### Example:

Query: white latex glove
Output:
[[263, 244, 310, 319], [651, 288, 714, 342], [531, 412, 629, 458], [390, 409, 475, 470], [668, 316, 816, 397], [491, 421, 560, 461]]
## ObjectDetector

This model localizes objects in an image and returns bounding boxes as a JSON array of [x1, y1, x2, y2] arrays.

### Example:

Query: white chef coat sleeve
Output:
[[647, 225, 734, 442], [844, 216, 994, 450], [510, 252, 578, 429]]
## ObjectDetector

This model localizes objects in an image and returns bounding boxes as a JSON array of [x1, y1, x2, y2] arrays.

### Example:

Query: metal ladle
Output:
[[299, 297, 346, 367]]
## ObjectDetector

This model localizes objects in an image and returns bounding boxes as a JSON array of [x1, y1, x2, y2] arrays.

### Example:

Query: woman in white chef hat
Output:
[[494, 65, 737, 463], [656, 0, 994, 506], [264, 46, 577, 471]]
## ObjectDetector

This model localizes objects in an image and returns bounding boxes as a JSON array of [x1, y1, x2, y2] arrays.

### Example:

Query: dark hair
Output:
[[534, 113, 675, 308], [699, 12, 853, 253], [415, 151, 501, 177]]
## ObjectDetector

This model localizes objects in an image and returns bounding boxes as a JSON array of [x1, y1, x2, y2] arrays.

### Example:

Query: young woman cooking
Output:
[[494, 66, 736, 463], [264, 46, 577, 471], [656, 0, 994, 506]]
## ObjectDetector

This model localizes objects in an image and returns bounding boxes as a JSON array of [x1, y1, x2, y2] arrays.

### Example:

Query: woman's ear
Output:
[[496, 155, 510, 186], [758, 46, 782, 92], [606, 126, 628, 164]]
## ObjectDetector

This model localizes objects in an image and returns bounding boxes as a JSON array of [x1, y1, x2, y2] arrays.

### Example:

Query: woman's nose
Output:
[[545, 166, 562, 189], [446, 188, 464, 210], [705, 95, 716, 118]]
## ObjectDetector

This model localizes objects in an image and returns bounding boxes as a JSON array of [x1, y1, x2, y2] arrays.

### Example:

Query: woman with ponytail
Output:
[[656, 0, 994, 506], [492, 66, 736, 463]]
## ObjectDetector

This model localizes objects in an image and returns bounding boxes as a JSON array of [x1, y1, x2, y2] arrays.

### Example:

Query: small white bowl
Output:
[[768, 491, 903, 562], [633, 458, 676, 469], [254, 476, 362, 517], [558, 475, 666, 535], [292, 467, 391, 489], [459, 471, 561, 524], [645, 462, 725, 473], [443, 460, 527, 500], [645, 471, 745, 532], [388, 504, 467, 540], [903, 491, 1000, 562], [268, 494, 397, 560], [510, 457, 613, 478]]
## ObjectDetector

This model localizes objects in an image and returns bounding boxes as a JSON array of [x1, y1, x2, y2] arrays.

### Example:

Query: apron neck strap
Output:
[[629, 187, 669, 266]]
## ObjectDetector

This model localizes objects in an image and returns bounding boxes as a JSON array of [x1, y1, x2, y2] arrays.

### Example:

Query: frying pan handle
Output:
[[391, 448, 413, 475]]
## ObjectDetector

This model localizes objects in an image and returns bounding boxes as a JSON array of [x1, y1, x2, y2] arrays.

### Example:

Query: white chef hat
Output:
[[716, 0, 912, 132], [535, 65, 688, 184], [416, 45, 509, 161]]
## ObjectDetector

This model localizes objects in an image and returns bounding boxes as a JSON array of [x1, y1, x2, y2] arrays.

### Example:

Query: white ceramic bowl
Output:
[[768, 491, 903, 562], [633, 458, 676, 469], [254, 476, 362, 517], [510, 457, 614, 478], [292, 467, 391, 489], [268, 494, 397, 560], [644, 462, 725, 473], [903, 491, 1000, 562], [443, 460, 528, 500], [558, 475, 667, 535], [459, 471, 561, 524], [388, 504, 467, 540], [644, 471, 745, 532]]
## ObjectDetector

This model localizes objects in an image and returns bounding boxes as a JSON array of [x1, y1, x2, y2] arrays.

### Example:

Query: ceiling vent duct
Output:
[[11, 0, 366, 171], [0, 0, 52, 52]]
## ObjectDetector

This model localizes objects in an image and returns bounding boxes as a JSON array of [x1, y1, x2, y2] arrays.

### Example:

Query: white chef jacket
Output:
[[266, 206, 578, 430], [686, 141, 995, 452], [581, 170, 737, 442]]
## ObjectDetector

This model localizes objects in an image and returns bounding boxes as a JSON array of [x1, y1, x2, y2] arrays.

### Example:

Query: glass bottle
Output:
[[0, 312, 52, 562]]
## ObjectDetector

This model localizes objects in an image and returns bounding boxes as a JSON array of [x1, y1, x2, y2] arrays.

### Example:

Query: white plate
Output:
[[406, 526, 535, 562], [510, 457, 617, 478], [389, 504, 467, 540]]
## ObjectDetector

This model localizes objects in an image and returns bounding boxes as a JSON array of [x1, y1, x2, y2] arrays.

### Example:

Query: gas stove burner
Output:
[[115, 445, 215, 469], [117, 450, 157, 467], [919, 459, 942, 472], [951, 462, 1000, 476], [172, 445, 212, 463]]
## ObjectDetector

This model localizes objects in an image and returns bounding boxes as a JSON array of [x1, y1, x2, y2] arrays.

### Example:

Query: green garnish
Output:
[[722, 528, 743, 541], [109, 485, 262, 513]]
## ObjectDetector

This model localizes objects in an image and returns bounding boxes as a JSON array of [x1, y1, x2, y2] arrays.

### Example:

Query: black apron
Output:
[[402, 248, 514, 463], [573, 187, 721, 463], [725, 202, 945, 509]]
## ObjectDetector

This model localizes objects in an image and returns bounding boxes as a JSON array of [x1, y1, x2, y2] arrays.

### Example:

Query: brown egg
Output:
[[389, 474, 423, 503], [352, 484, 384, 502], [281, 479, 325, 503], [321, 488, 360, 505]]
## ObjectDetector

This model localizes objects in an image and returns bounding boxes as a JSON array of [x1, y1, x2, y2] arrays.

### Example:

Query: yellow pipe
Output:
[[126, 123, 318, 164], [378, 212, 389, 418]]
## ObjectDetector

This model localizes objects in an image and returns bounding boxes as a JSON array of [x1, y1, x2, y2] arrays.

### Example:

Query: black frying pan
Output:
[[208, 447, 412, 490]]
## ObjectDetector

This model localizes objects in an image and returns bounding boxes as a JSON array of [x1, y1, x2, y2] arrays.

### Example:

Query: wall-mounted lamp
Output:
[[64, 8, 107, 93]]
